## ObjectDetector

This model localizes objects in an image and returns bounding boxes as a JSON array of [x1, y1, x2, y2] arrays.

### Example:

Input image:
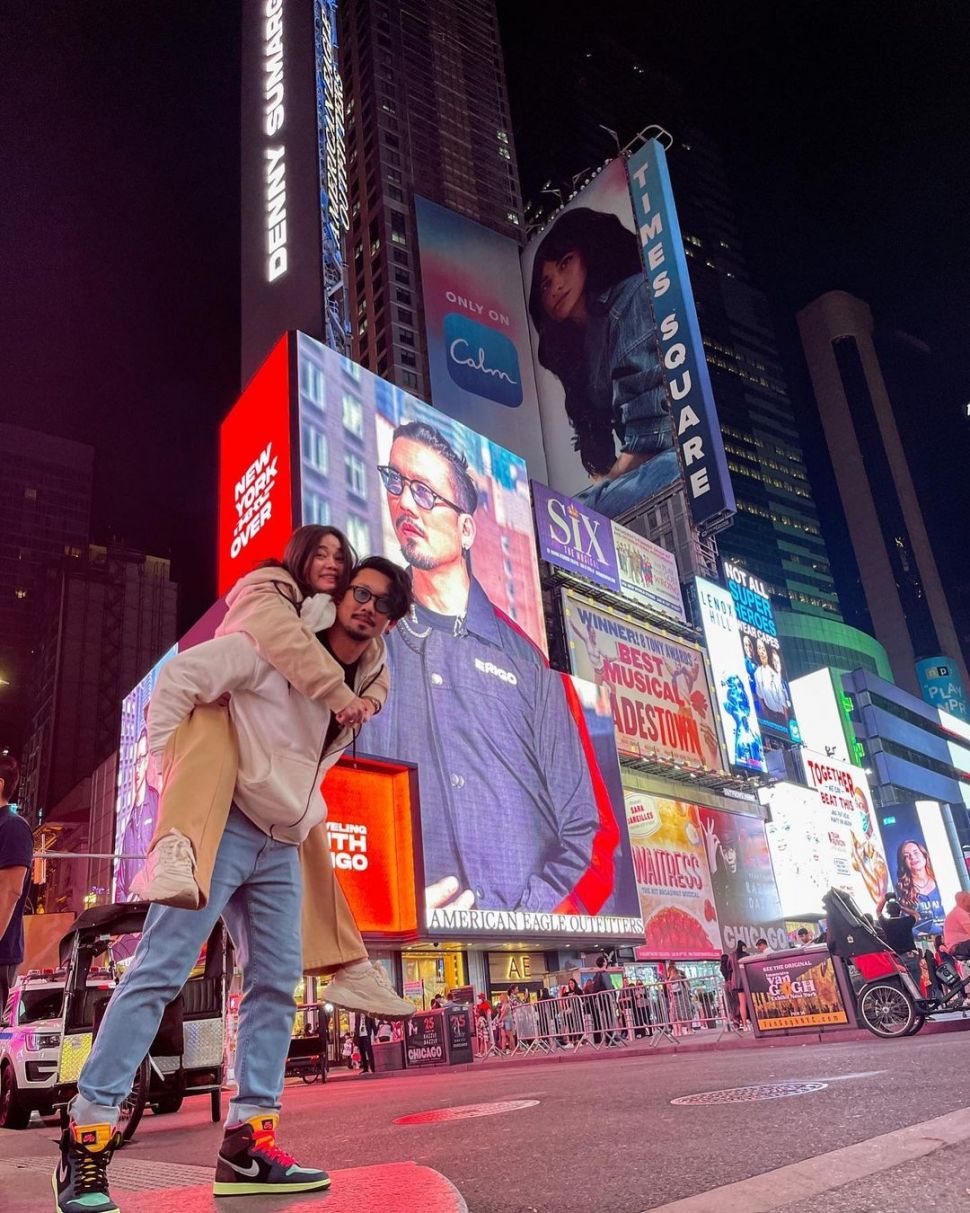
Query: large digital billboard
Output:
[[877, 800, 961, 934], [800, 750, 889, 911], [625, 792, 721, 960], [414, 196, 546, 476], [612, 523, 685, 623], [218, 335, 295, 596], [532, 480, 620, 592], [562, 588, 723, 772], [790, 669, 857, 764], [293, 333, 641, 939], [694, 578, 765, 773], [698, 807, 783, 951], [113, 646, 178, 902], [724, 560, 800, 743], [522, 147, 734, 529], [763, 776, 888, 918]]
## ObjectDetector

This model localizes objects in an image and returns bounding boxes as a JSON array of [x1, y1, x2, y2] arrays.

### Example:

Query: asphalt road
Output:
[[4, 1033, 970, 1212]]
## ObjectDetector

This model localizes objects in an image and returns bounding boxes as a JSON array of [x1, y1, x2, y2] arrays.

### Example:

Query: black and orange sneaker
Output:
[[213, 1113, 331, 1197], [52, 1120, 122, 1213]]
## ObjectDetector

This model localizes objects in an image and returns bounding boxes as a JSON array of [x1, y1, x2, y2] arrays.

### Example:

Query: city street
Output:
[[5, 1031, 970, 1212]]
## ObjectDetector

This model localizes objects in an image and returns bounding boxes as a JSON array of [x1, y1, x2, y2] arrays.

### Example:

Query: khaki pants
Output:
[[149, 704, 367, 975]]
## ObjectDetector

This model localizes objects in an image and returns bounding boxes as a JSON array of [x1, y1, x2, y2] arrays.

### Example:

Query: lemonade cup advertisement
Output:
[[626, 793, 721, 959]]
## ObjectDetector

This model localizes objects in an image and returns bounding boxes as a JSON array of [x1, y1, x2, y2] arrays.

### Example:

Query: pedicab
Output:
[[823, 887, 969, 1039], [51, 901, 232, 1140]]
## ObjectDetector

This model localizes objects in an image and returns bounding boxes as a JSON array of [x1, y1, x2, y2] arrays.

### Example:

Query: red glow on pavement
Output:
[[394, 1099, 539, 1125]]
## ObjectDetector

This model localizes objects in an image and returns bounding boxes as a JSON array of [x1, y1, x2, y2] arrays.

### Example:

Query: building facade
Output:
[[0, 424, 94, 758], [20, 544, 177, 824], [797, 291, 968, 697], [337, 0, 523, 398]]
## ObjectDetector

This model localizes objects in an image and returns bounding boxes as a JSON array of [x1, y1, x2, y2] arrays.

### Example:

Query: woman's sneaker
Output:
[[325, 960, 416, 1019], [213, 1113, 330, 1196], [129, 829, 200, 909], [52, 1120, 122, 1213]]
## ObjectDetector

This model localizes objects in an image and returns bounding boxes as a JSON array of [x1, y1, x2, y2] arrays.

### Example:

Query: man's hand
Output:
[[425, 876, 475, 911], [335, 696, 375, 728]]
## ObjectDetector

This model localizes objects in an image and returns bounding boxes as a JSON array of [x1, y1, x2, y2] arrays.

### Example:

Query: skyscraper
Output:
[[0, 423, 94, 757], [19, 543, 177, 823], [337, 0, 523, 398], [797, 290, 968, 697]]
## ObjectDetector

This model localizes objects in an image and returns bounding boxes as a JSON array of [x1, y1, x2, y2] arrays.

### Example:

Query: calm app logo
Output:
[[444, 313, 523, 407]]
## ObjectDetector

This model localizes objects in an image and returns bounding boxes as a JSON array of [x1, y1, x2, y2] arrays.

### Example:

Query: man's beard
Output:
[[344, 623, 373, 642], [398, 537, 438, 571]]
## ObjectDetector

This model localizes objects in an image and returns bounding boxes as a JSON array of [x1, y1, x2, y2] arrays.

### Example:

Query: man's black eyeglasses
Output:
[[377, 465, 464, 514], [349, 584, 395, 615]]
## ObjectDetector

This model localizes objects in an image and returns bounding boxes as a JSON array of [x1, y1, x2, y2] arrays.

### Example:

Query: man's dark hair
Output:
[[596, 955, 608, 969], [391, 421, 479, 515], [0, 752, 20, 803], [755, 938, 769, 947], [885, 899, 903, 919], [351, 556, 413, 622]]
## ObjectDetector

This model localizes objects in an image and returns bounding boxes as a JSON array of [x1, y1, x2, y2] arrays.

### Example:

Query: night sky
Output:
[[2, 4, 969, 645]]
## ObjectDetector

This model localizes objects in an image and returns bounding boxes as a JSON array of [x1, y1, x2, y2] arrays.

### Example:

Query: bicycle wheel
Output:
[[119, 1056, 150, 1143]]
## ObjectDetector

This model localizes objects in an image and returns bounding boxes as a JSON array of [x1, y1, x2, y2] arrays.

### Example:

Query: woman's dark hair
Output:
[[528, 207, 643, 375], [259, 525, 356, 599], [352, 555, 413, 622], [735, 941, 748, 957]]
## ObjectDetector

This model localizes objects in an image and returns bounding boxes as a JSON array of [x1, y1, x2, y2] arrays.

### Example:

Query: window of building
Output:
[[397, 307, 414, 326], [23, 487, 36, 500], [400, 349, 416, 367], [390, 211, 407, 247], [15, 588, 27, 600], [393, 249, 409, 266], [399, 328, 415, 347], [401, 369, 418, 390], [394, 268, 410, 286], [396, 288, 412, 305], [305, 493, 331, 526], [345, 514, 371, 554], [342, 394, 364, 439], [345, 454, 367, 498], [299, 360, 325, 407], [301, 424, 328, 475]]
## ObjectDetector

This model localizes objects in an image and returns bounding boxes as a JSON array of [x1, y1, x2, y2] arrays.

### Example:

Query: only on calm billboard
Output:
[[413, 195, 547, 478], [724, 560, 800, 743], [521, 146, 734, 529], [694, 577, 766, 773], [291, 332, 641, 940]]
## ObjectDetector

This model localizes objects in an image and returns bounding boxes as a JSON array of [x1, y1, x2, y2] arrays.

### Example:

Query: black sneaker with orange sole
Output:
[[52, 1121, 122, 1213], [213, 1113, 331, 1197]]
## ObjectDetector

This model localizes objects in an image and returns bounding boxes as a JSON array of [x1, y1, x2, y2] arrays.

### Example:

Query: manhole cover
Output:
[[671, 1081, 828, 1105], [395, 1099, 539, 1125]]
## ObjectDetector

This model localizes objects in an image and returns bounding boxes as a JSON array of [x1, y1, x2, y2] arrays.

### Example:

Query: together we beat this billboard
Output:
[[211, 330, 643, 944]]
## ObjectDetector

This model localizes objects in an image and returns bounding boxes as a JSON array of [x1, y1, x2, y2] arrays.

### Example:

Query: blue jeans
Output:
[[72, 808, 302, 1128], [575, 448, 680, 518]]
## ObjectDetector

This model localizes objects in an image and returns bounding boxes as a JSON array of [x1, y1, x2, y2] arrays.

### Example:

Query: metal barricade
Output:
[[476, 975, 739, 1062]]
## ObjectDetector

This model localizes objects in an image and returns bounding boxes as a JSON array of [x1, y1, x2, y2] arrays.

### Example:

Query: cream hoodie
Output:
[[147, 569, 387, 844]]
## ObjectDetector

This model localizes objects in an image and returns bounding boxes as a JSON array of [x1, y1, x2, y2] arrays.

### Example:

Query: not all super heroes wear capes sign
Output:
[[532, 480, 620, 591], [694, 578, 766, 774], [626, 793, 721, 960], [413, 195, 547, 477], [745, 952, 849, 1032], [563, 589, 723, 772], [723, 561, 800, 743]]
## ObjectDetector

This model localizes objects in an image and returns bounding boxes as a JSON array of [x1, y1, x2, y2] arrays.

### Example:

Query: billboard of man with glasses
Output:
[[295, 334, 639, 933]]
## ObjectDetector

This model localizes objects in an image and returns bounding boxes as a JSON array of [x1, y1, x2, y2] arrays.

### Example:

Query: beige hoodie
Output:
[[147, 568, 388, 844]]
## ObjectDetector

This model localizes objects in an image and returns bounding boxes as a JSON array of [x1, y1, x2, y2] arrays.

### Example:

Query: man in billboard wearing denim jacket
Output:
[[367, 421, 609, 919]]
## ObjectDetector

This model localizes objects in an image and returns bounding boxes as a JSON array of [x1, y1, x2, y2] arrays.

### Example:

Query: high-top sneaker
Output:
[[213, 1113, 331, 1197], [52, 1121, 122, 1213]]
